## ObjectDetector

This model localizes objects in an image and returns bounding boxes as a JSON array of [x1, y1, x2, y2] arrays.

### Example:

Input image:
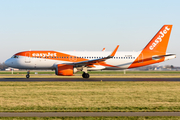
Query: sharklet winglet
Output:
[[108, 45, 119, 58]]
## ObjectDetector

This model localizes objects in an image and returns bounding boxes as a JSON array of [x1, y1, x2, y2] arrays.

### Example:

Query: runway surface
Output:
[[0, 112, 180, 117], [0, 78, 180, 82]]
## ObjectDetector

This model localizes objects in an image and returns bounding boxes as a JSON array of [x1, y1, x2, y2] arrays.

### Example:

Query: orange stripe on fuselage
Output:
[[15, 51, 88, 62]]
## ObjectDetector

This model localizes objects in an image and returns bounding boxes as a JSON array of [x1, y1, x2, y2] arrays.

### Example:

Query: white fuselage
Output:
[[5, 51, 141, 70]]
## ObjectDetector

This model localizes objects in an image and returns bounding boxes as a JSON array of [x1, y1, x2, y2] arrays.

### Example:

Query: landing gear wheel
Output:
[[82, 72, 90, 78], [26, 74, 30, 78], [26, 70, 30, 78]]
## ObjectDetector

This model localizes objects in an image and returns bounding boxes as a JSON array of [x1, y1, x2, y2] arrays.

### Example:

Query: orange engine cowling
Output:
[[55, 64, 76, 76]]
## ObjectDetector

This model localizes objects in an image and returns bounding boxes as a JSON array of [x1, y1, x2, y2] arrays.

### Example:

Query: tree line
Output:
[[0, 63, 8, 70]]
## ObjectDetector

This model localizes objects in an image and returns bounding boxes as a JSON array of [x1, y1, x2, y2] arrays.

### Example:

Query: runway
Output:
[[0, 112, 180, 117], [0, 78, 180, 82]]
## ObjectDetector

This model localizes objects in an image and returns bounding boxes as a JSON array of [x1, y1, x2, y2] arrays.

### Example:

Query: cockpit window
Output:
[[11, 55, 19, 58]]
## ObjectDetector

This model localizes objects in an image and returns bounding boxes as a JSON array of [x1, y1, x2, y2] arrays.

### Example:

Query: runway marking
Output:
[[0, 112, 180, 117]]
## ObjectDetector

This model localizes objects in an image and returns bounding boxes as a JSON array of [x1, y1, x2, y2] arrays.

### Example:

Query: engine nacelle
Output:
[[55, 64, 77, 76]]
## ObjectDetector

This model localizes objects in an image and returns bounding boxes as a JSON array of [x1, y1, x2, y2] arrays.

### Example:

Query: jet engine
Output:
[[55, 64, 77, 76]]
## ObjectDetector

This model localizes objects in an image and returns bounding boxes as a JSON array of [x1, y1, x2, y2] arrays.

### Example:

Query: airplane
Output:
[[5, 25, 176, 78]]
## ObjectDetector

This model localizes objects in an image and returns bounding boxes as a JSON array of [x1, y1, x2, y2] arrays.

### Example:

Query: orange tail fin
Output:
[[143, 25, 172, 55], [129, 25, 173, 68]]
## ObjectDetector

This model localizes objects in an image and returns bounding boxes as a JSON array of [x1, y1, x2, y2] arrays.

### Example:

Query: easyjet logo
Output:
[[149, 26, 170, 50], [32, 52, 57, 57]]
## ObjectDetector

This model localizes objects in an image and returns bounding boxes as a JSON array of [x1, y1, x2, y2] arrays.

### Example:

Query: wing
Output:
[[69, 45, 119, 67]]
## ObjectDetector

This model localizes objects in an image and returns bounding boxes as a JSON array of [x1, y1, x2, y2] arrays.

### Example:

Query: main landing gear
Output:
[[26, 70, 30, 78], [82, 72, 90, 78], [81, 67, 90, 78]]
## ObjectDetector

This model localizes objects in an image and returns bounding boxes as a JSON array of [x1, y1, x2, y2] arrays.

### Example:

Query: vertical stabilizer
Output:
[[143, 25, 172, 55], [129, 25, 173, 68]]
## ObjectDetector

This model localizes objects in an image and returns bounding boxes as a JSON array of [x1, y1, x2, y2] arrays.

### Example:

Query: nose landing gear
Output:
[[26, 70, 30, 78]]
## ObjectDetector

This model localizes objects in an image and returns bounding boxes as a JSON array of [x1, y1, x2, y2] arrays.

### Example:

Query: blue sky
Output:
[[0, 0, 180, 66]]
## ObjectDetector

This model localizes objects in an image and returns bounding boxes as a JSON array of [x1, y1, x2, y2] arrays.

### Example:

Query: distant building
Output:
[[130, 65, 180, 71], [5, 67, 19, 71]]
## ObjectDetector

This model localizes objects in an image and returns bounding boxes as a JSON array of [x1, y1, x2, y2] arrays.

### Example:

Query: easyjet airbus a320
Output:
[[5, 25, 176, 78]]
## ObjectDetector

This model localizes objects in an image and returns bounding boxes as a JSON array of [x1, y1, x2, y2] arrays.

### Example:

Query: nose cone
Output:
[[5, 59, 11, 66]]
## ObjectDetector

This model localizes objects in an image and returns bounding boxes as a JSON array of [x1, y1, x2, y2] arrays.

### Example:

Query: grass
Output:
[[0, 82, 180, 112], [0, 70, 180, 78], [0, 71, 180, 75], [0, 71, 55, 75], [0, 117, 180, 120]]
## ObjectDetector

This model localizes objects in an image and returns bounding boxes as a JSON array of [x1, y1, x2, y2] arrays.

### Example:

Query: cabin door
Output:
[[25, 52, 31, 63]]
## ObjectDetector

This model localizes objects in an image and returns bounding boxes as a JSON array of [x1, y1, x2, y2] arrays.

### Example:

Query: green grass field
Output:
[[0, 82, 180, 112], [1, 71, 180, 74], [0, 117, 180, 120], [0, 71, 180, 78]]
